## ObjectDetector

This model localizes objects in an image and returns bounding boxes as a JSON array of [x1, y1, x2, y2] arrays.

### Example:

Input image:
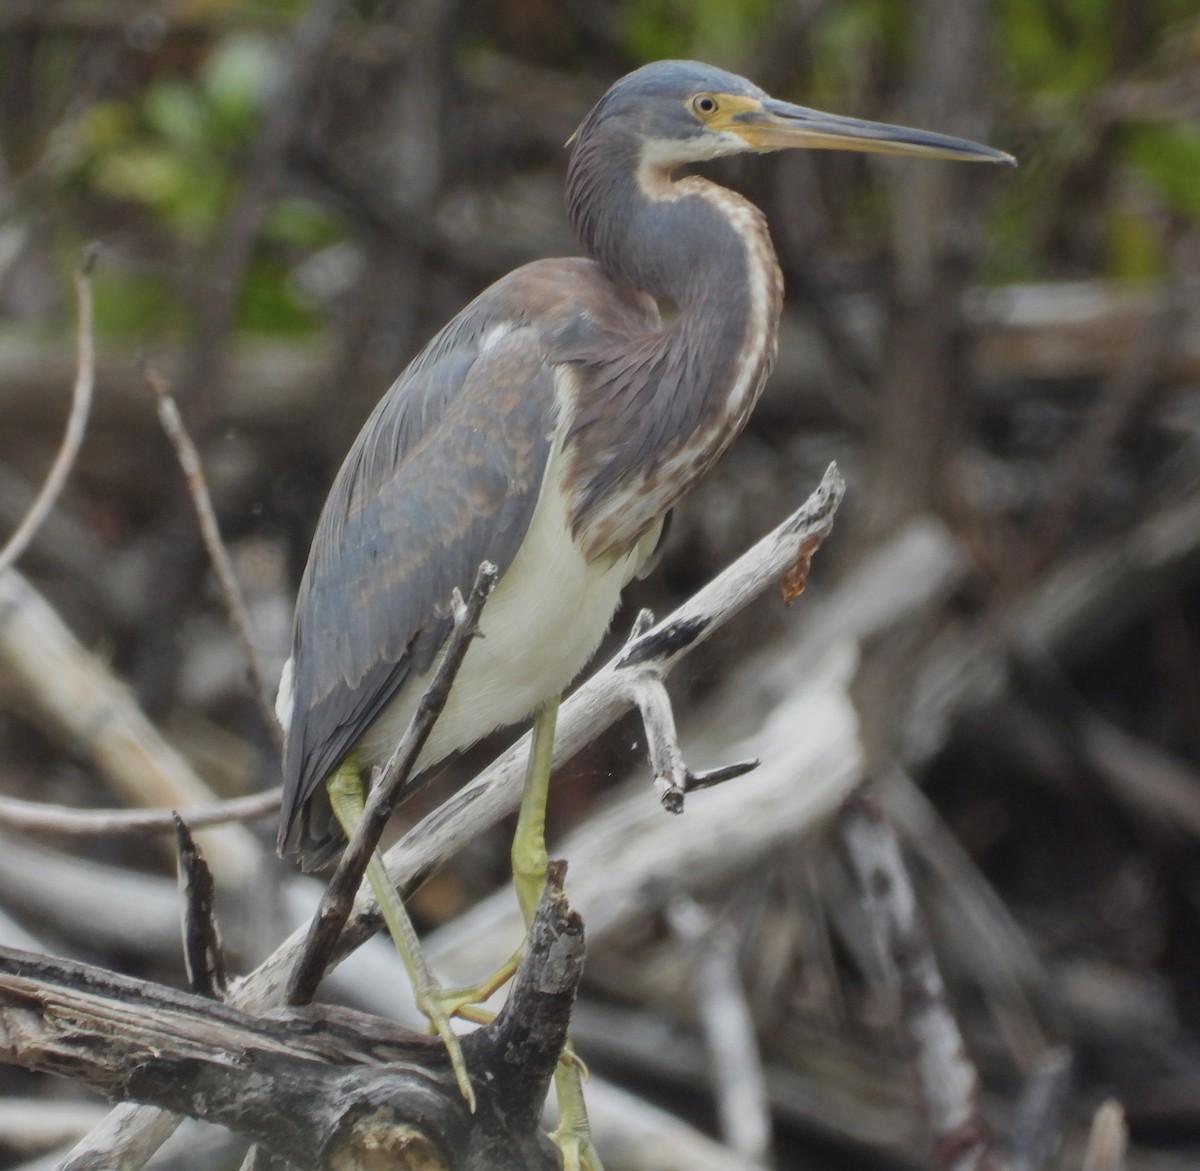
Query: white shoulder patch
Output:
[[275, 656, 294, 735], [479, 322, 514, 354]]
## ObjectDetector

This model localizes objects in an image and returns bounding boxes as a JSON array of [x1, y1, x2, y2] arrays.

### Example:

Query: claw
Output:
[[550, 1128, 604, 1171]]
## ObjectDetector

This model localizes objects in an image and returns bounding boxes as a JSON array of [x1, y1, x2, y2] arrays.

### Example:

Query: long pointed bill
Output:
[[734, 97, 1015, 165]]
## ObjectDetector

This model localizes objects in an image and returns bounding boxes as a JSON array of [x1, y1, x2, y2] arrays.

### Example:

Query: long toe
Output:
[[418, 993, 476, 1111]]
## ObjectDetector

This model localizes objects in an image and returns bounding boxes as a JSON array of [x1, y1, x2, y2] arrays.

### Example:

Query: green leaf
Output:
[[237, 260, 318, 334], [265, 197, 341, 248], [143, 81, 211, 152]]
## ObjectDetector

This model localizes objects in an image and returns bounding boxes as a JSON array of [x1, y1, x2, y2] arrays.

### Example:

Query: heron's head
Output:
[[570, 59, 1014, 173]]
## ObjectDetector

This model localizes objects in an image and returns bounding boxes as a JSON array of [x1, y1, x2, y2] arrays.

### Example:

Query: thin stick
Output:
[[0, 246, 98, 579], [626, 671, 758, 813], [174, 816, 228, 1000], [141, 360, 284, 751], [0, 790, 280, 836], [286, 561, 498, 1006]]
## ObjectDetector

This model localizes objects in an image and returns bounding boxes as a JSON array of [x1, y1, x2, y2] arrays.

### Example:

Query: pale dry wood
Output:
[[61, 465, 846, 1170], [666, 897, 773, 1163], [0, 790, 280, 835], [287, 564, 497, 1007], [967, 279, 1200, 385], [900, 458, 1200, 768], [0, 905, 45, 953], [1076, 709, 1200, 841], [0, 867, 579, 1171], [840, 787, 994, 1171], [684, 515, 971, 757], [581, 1079, 772, 1171], [143, 362, 283, 749], [0, 833, 181, 962], [1082, 1101, 1128, 1171], [880, 766, 1051, 1070], [0, 570, 260, 885], [1008, 1048, 1073, 1171], [568, 1001, 921, 1159], [0, 334, 332, 429], [422, 642, 861, 994], [0, 1099, 109, 1155]]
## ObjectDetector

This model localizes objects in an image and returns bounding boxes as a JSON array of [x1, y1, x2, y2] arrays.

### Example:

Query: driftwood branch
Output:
[[623, 645, 758, 813], [839, 783, 997, 1171], [0, 863, 581, 1171], [667, 896, 773, 1164], [174, 817, 228, 1000], [60, 464, 845, 1169]]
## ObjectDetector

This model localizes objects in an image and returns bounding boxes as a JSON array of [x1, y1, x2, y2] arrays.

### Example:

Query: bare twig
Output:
[[839, 783, 997, 1171], [286, 561, 498, 1007], [174, 817, 227, 1000], [141, 360, 283, 750], [0, 790, 280, 836], [0, 246, 97, 579], [667, 897, 774, 1165], [625, 669, 758, 813]]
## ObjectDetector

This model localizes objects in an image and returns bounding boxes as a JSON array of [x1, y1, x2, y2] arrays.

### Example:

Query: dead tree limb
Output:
[[0, 863, 581, 1171]]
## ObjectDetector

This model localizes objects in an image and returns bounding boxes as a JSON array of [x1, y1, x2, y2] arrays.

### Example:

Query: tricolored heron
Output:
[[277, 59, 1012, 1166]]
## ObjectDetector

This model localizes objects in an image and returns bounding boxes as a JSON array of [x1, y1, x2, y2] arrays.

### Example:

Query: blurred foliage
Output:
[[4, 0, 1200, 341], [620, 0, 780, 64], [54, 32, 337, 336]]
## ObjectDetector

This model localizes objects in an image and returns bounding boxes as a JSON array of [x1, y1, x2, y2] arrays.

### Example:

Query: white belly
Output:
[[356, 468, 661, 774]]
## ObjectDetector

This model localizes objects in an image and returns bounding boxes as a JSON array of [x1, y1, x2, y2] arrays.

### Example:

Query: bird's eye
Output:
[[692, 94, 719, 117]]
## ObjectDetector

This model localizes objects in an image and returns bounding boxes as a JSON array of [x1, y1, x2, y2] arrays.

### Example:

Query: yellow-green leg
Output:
[[326, 761, 476, 1111], [511, 698, 604, 1171]]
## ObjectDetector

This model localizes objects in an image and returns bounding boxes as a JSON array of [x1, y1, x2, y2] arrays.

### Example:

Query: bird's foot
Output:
[[434, 946, 522, 1025], [551, 1044, 603, 1171]]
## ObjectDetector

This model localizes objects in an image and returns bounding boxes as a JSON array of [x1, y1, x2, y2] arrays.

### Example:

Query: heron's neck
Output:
[[563, 144, 784, 558], [567, 145, 776, 313]]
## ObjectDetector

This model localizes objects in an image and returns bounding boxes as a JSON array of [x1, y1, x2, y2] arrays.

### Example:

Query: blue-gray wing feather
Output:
[[278, 256, 661, 867], [279, 317, 557, 865]]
